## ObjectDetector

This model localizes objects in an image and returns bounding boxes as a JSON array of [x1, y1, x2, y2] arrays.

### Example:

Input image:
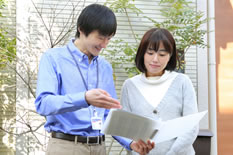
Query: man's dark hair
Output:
[[75, 4, 117, 38]]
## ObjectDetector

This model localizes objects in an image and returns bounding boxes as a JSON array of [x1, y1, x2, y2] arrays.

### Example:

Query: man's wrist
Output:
[[129, 140, 134, 151], [84, 91, 90, 106]]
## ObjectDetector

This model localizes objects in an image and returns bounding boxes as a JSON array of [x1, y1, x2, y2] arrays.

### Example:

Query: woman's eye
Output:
[[147, 48, 155, 54], [159, 52, 168, 57], [159, 53, 166, 56], [147, 51, 154, 55]]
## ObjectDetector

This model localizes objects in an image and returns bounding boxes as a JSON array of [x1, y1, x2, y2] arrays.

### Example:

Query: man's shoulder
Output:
[[44, 46, 66, 55], [97, 55, 111, 67], [42, 46, 67, 60]]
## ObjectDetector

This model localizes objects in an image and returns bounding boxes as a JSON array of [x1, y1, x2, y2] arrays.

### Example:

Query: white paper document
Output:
[[101, 109, 207, 143]]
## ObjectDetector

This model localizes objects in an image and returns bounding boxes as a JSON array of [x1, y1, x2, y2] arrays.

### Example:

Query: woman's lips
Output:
[[150, 64, 160, 68]]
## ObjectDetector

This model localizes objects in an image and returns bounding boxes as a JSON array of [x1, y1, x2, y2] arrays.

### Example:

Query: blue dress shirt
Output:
[[35, 39, 132, 150]]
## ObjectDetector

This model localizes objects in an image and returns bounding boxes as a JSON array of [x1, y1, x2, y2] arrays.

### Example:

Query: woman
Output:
[[121, 28, 198, 155]]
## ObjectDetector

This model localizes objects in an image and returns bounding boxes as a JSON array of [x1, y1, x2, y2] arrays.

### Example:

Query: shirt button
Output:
[[153, 110, 157, 114]]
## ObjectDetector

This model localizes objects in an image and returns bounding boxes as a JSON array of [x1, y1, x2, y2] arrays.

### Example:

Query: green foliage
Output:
[[0, 30, 16, 68], [104, 0, 141, 77], [0, 0, 5, 18], [105, 0, 142, 15], [0, 0, 16, 69], [150, 0, 207, 52], [102, 39, 140, 78], [104, 0, 208, 76], [147, 0, 208, 69], [0, 0, 5, 10]]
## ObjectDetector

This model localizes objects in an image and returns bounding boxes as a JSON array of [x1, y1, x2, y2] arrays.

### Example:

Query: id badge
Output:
[[91, 116, 102, 130]]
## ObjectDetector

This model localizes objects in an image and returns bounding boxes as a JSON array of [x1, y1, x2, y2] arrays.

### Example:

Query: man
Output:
[[35, 3, 154, 155]]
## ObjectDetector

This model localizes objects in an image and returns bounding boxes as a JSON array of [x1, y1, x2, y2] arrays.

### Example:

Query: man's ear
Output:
[[78, 27, 82, 34], [78, 27, 86, 37]]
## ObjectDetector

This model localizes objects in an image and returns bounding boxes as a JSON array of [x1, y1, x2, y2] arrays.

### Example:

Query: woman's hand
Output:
[[130, 139, 155, 155]]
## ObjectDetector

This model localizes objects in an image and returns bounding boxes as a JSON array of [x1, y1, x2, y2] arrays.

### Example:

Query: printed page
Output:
[[154, 110, 208, 143], [101, 109, 161, 141], [101, 109, 207, 143]]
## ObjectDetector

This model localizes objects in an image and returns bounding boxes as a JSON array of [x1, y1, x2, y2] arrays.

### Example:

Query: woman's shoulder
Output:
[[172, 72, 194, 89], [122, 74, 141, 87], [125, 74, 141, 83], [174, 72, 191, 81]]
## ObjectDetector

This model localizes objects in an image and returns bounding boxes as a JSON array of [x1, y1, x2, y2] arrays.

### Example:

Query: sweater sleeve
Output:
[[166, 75, 199, 155]]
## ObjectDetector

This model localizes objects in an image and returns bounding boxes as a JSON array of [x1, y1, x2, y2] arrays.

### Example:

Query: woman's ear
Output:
[[169, 51, 173, 59]]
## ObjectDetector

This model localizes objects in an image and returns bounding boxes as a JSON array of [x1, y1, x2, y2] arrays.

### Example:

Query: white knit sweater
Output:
[[130, 71, 177, 108], [120, 71, 198, 155]]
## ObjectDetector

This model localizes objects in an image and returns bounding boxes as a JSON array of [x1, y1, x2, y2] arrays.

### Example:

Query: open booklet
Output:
[[101, 109, 207, 143]]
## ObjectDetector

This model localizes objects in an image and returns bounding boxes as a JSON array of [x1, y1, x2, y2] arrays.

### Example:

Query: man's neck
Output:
[[74, 39, 93, 63]]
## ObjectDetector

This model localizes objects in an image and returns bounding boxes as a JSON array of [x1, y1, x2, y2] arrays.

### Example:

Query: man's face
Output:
[[80, 30, 113, 57]]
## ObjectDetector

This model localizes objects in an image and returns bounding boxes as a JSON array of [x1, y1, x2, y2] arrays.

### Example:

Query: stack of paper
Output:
[[101, 109, 207, 143]]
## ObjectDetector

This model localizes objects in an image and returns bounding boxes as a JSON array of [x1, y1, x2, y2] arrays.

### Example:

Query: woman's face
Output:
[[144, 42, 171, 77]]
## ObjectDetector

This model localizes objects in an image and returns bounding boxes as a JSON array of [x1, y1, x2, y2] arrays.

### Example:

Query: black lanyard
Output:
[[67, 45, 99, 91]]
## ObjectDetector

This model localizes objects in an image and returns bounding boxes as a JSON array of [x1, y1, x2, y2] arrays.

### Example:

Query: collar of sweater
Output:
[[140, 70, 176, 85]]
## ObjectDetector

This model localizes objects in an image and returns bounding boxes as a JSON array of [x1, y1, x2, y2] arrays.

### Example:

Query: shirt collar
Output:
[[67, 39, 99, 62]]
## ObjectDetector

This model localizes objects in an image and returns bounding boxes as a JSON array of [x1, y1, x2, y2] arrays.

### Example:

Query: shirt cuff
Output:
[[67, 91, 89, 108], [113, 136, 133, 151]]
